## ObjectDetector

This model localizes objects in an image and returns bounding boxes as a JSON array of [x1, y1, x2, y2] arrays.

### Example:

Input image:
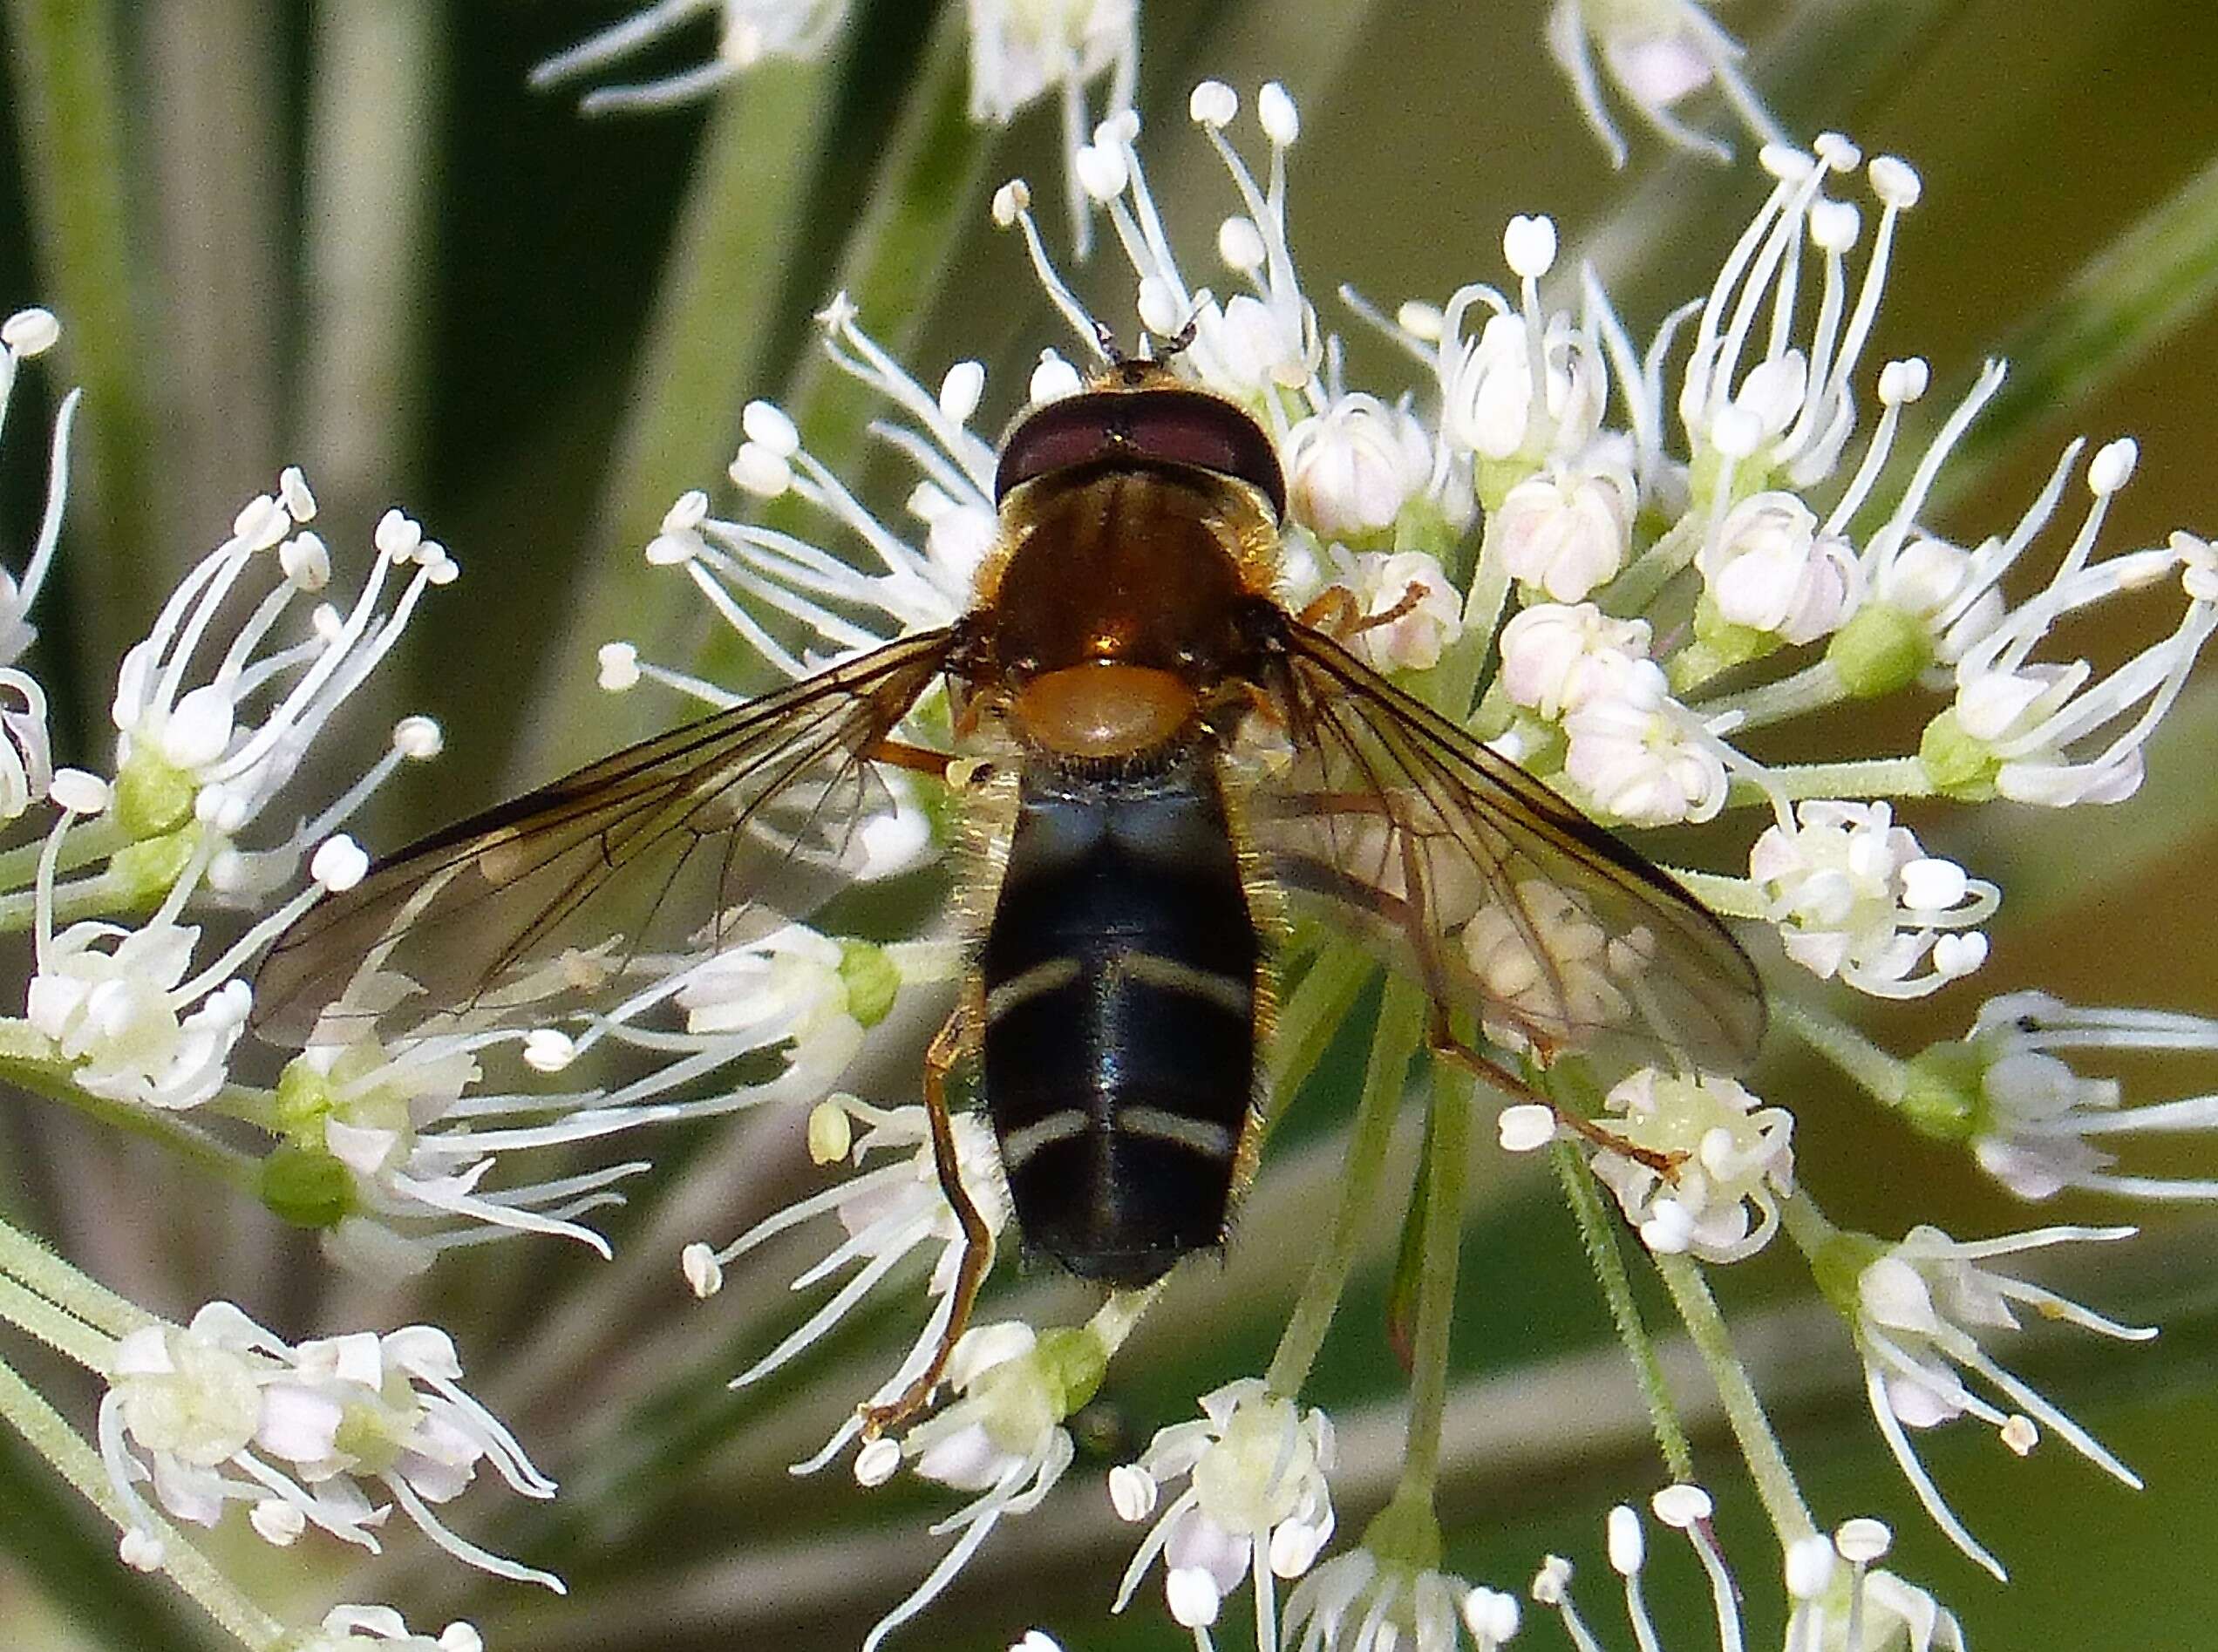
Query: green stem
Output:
[[1651, 1250, 1816, 1546], [0, 816, 126, 897], [1659, 867, 1767, 921], [0, 864, 143, 932], [1, 0, 164, 674], [1549, 1139, 1693, 1483], [0, 1274, 116, 1370], [734, 5, 987, 567], [1265, 978, 1425, 1397], [1736, 755, 1934, 805], [0, 1353, 285, 1651], [1398, 1064, 1473, 1497], [1774, 996, 1912, 1109], [514, 52, 850, 782], [1693, 657, 1847, 729], [0, 1213, 156, 1342], [1262, 942, 1373, 1135], [0, 1046, 266, 1193]]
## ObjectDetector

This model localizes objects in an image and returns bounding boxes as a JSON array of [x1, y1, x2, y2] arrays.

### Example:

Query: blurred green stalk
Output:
[[3, 0, 162, 676]]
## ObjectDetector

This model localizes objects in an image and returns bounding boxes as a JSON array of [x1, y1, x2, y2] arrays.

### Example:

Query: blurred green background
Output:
[[3, 0, 2218, 1648]]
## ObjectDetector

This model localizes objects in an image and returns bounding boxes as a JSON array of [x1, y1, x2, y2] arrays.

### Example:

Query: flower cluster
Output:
[[3, 3, 2211, 1644], [99, 1302, 556, 1587], [532, 0, 1138, 250], [587, 78, 2216, 1648]]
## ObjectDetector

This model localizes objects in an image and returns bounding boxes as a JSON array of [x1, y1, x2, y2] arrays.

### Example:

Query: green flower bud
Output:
[[1827, 602, 1932, 699], [261, 1144, 354, 1230], [1033, 1325, 1109, 1417], [1918, 708, 2002, 801], [838, 940, 901, 1030], [113, 756, 196, 840], [1900, 1041, 1985, 1142]]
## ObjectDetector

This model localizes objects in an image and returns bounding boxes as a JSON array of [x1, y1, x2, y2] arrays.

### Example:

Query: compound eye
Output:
[[996, 386, 1286, 520]]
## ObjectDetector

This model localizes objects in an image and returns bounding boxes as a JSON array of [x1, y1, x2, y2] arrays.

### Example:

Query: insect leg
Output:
[[1296, 582, 1429, 642], [1425, 1010, 1685, 1177], [867, 738, 958, 778], [858, 997, 993, 1438]]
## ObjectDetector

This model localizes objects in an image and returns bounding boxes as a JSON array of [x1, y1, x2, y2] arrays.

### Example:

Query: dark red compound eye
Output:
[[996, 385, 1287, 520]]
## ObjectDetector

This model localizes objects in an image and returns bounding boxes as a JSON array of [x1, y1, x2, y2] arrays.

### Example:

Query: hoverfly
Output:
[[253, 356, 1764, 1432]]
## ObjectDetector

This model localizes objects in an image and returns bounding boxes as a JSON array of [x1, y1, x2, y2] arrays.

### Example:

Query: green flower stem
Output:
[[2, 0, 164, 672], [1773, 996, 1912, 1110], [1695, 657, 1847, 729], [0, 863, 149, 932], [0, 1044, 265, 1193], [1601, 513, 1701, 620], [0, 1274, 115, 1371], [1088, 1278, 1167, 1360], [0, 816, 127, 899], [514, 52, 851, 781], [1659, 867, 1766, 921], [1265, 978, 1425, 1398], [1779, 1186, 1843, 1261], [1549, 1139, 1694, 1483], [1262, 941, 1373, 1134], [0, 1213, 155, 1343], [298, 0, 442, 526], [0, 1352, 285, 1651], [1728, 755, 1934, 806], [1651, 1249, 1816, 1547], [1398, 1062, 1473, 1498]]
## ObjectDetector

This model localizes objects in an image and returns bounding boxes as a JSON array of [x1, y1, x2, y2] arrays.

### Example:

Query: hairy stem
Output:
[[1652, 1249, 1816, 1545], [1550, 1139, 1694, 1483]]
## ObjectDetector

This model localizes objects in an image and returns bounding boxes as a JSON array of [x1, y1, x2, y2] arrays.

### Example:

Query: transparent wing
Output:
[[1245, 624, 1765, 1074], [252, 629, 957, 1047]]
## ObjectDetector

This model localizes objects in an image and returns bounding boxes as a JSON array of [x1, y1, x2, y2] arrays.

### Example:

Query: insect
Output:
[[252, 356, 1764, 1434]]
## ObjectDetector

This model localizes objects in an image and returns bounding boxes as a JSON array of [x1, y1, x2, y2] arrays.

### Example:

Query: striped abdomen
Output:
[[981, 753, 1260, 1288]]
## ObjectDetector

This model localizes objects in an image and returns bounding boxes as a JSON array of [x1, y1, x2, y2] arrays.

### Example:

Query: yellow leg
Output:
[[859, 1000, 993, 1438]]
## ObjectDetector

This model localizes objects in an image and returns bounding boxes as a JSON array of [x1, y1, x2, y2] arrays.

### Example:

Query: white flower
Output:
[[1495, 602, 1650, 721], [1935, 523, 2216, 807], [857, 1319, 1088, 1652], [1113, 1378, 1335, 1642], [0, 305, 73, 670], [530, 0, 853, 112], [702, 1093, 1010, 1471], [1283, 394, 1436, 541], [1748, 801, 1997, 998], [1330, 548, 1465, 673], [26, 917, 251, 1112], [968, 0, 1136, 126], [1697, 488, 1861, 644], [98, 1302, 559, 1589], [1543, 0, 1784, 168], [1589, 1070, 1793, 1261], [1561, 660, 1728, 826], [1847, 1223, 2153, 1580], [108, 482, 451, 893], [1487, 438, 1636, 602], [1283, 1548, 1517, 1652], [1955, 991, 2218, 1202], [298, 1605, 484, 1652], [668, 306, 998, 687], [1426, 219, 1607, 476], [1674, 144, 1920, 498]]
